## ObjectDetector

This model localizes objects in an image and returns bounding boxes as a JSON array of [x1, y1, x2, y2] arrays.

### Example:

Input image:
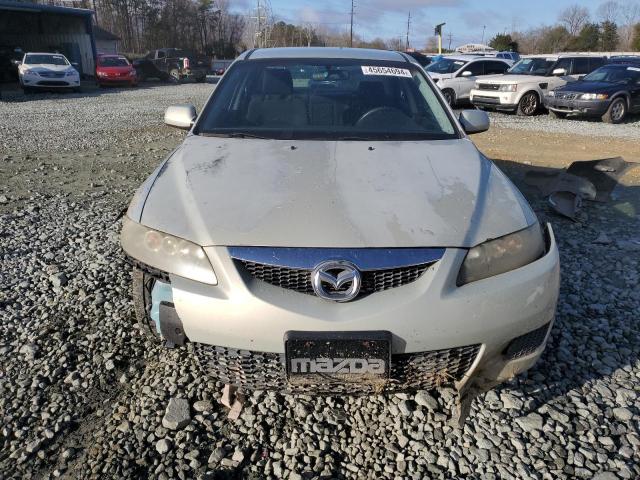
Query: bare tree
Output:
[[558, 4, 590, 35], [596, 0, 621, 24]]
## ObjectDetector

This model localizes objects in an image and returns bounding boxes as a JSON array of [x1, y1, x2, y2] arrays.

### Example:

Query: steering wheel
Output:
[[355, 106, 410, 128]]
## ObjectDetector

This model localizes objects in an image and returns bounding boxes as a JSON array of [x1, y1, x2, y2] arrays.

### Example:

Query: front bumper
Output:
[[149, 225, 560, 392], [21, 73, 79, 88], [470, 89, 518, 111], [97, 75, 136, 85], [544, 96, 610, 115]]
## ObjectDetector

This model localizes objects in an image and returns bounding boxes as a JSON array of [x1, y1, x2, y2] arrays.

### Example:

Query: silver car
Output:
[[121, 48, 560, 401]]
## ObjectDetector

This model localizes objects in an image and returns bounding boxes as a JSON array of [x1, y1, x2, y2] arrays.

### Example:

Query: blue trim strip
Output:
[[227, 247, 445, 271]]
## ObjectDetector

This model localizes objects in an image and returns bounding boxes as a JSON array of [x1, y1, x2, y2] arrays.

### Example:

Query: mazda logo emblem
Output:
[[311, 261, 361, 302]]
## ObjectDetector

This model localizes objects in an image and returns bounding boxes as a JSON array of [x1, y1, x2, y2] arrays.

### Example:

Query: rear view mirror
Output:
[[552, 68, 566, 76], [459, 110, 490, 134], [461, 70, 473, 77], [165, 104, 197, 130]]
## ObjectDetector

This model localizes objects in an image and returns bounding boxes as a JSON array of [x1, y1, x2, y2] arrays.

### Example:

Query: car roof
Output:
[[239, 47, 410, 63], [25, 52, 67, 56]]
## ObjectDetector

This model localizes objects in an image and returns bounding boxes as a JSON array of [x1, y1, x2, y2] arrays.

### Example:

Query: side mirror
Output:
[[164, 104, 197, 130], [459, 110, 490, 134], [552, 68, 566, 76], [461, 70, 473, 77]]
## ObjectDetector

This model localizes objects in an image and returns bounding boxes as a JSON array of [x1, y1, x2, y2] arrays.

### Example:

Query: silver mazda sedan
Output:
[[121, 48, 559, 401]]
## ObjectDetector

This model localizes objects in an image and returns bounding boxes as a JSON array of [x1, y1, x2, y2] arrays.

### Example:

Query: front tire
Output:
[[169, 68, 181, 84], [517, 92, 539, 116], [132, 267, 162, 341], [601, 98, 626, 124], [442, 88, 456, 107]]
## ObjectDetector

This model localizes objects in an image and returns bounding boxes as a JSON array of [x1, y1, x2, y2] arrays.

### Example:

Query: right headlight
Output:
[[498, 84, 517, 92], [120, 216, 217, 285], [457, 223, 546, 286]]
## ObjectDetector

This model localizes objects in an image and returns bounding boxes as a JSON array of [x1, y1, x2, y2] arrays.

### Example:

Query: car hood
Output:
[[556, 81, 623, 93], [27, 64, 74, 73], [477, 74, 546, 84], [135, 136, 536, 248], [98, 65, 133, 73], [427, 72, 453, 80]]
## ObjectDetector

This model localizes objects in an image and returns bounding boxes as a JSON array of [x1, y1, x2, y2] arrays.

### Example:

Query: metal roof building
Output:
[[0, 0, 97, 75]]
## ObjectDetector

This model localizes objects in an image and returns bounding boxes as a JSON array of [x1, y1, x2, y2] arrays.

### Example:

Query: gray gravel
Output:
[[1, 84, 639, 479]]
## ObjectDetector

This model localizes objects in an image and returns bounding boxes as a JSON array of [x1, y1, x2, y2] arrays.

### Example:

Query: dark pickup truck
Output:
[[133, 48, 208, 83]]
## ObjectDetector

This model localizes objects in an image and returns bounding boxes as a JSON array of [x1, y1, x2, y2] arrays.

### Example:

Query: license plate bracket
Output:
[[284, 331, 392, 386]]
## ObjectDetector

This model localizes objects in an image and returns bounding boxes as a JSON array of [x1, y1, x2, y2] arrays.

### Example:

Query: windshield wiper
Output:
[[200, 132, 271, 139]]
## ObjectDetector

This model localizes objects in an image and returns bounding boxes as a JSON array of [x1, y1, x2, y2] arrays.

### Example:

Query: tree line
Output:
[[489, 1, 640, 54]]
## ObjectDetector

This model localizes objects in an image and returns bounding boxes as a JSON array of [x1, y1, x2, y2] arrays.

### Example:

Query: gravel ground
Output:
[[1, 84, 639, 479]]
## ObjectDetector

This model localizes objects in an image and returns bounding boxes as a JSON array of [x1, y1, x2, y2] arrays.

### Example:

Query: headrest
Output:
[[262, 69, 293, 95]]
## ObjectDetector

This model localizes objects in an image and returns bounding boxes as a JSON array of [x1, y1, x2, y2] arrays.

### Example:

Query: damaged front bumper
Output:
[[136, 225, 559, 402]]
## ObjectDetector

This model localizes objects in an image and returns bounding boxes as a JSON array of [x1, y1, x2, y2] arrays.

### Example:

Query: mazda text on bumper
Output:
[[121, 48, 560, 406]]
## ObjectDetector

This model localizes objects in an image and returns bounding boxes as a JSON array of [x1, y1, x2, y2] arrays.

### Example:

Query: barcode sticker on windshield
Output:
[[361, 66, 412, 77]]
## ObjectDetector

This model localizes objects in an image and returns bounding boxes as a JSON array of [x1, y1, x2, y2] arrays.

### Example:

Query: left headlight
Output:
[[120, 216, 217, 285], [580, 93, 608, 100], [457, 222, 546, 286]]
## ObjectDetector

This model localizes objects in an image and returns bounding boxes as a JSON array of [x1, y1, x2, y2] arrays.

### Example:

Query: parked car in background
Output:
[[0, 45, 23, 81], [18, 52, 80, 93], [426, 55, 512, 106], [544, 62, 640, 123], [121, 47, 559, 397], [470, 54, 606, 115], [405, 51, 432, 68], [133, 48, 208, 83], [96, 54, 137, 87], [496, 51, 520, 62], [212, 59, 233, 76]]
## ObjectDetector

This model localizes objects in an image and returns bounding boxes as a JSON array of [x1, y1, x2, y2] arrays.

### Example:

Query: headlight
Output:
[[580, 93, 608, 100], [120, 217, 217, 284], [457, 223, 545, 286], [498, 84, 517, 92], [66, 70, 78, 76], [547, 90, 555, 97], [97, 71, 107, 77], [23, 69, 38, 76]]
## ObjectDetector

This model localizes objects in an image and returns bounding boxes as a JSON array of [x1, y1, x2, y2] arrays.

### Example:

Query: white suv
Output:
[[425, 55, 513, 106], [470, 54, 606, 115]]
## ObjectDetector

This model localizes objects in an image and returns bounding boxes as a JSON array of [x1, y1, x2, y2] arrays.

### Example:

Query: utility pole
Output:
[[447, 32, 452, 51], [481, 25, 486, 44], [350, 0, 354, 47], [405, 11, 411, 50]]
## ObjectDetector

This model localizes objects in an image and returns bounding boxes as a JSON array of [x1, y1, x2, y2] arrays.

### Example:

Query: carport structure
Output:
[[0, 0, 96, 76]]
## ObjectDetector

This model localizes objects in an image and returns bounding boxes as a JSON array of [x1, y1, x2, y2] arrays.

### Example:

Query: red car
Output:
[[96, 54, 137, 87]]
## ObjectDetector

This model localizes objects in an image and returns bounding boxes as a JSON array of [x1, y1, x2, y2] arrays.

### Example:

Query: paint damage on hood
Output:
[[134, 135, 536, 248]]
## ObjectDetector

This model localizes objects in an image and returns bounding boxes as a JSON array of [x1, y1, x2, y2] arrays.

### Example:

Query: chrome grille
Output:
[[555, 92, 579, 100], [194, 343, 481, 393], [239, 260, 431, 296], [39, 72, 65, 78]]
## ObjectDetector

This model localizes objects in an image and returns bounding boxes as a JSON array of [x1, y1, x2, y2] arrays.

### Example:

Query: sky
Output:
[[235, 0, 612, 49]]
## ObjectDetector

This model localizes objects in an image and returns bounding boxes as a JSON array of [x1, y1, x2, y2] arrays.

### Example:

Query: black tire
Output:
[[132, 267, 162, 341], [516, 91, 539, 116], [73, 87, 81, 93], [548, 110, 567, 119], [601, 97, 627, 124], [196, 76, 206, 83], [169, 68, 181, 84], [442, 88, 456, 107]]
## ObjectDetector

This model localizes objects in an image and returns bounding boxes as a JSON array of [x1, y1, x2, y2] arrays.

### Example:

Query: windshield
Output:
[[24, 54, 68, 66], [583, 65, 640, 84], [195, 59, 458, 141], [508, 57, 555, 75], [98, 56, 129, 67], [426, 58, 467, 74]]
